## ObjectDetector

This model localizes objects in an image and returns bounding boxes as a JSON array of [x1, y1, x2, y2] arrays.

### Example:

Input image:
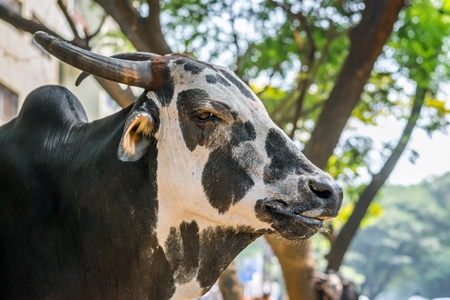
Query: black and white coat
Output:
[[0, 32, 343, 299]]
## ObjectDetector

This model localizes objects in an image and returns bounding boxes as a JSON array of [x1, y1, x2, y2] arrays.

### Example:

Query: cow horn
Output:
[[75, 52, 158, 86], [33, 31, 155, 89]]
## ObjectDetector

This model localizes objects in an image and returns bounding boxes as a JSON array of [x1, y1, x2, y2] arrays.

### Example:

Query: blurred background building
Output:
[[0, 0, 119, 126]]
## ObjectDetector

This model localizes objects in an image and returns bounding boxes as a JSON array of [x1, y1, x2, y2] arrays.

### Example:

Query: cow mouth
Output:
[[255, 198, 323, 240]]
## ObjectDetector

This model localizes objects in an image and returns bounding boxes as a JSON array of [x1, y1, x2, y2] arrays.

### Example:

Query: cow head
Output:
[[34, 32, 342, 243]]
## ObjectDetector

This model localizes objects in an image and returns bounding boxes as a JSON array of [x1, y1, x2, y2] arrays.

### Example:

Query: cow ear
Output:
[[118, 112, 154, 162]]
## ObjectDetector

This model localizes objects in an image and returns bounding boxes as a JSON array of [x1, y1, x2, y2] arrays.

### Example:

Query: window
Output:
[[0, 83, 19, 123]]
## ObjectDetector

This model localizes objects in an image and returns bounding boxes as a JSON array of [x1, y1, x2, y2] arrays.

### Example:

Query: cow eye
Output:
[[196, 111, 215, 122]]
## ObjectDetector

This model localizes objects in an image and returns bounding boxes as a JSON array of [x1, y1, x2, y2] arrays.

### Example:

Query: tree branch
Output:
[[0, 4, 61, 39], [94, 0, 147, 50], [268, 0, 317, 65], [326, 87, 427, 272], [57, 0, 78, 37], [287, 39, 332, 136], [95, 77, 135, 107], [143, 0, 171, 54], [289, 76, 310, 139], [303, 0, 406, 170], [57, 0, 88, 49], [293, 30, 306, 54], [288, 25, 337, 139], [293, 12, 316, 64], [147, 0, 161, 20], [94, 0, 171, 54], [86, 13, 106, 42], [0, 3, 135, 107], [269, 85, 297, 122], [275, 96, 325, 127], [272, 11, 338, 138], [302, 100, 325, 119], [309, 22, 337, 77]]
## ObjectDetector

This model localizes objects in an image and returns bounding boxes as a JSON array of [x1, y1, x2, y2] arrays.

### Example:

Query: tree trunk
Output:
[[326, 87, 426, 271], [267, 1, 406, 299], [303, 0, 407, 169], [265, 237, 318, 300], [218, 262, 244, 300]]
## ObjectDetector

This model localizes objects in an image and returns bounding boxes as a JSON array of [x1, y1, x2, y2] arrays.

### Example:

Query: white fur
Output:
[[145, 61, 325, 298]]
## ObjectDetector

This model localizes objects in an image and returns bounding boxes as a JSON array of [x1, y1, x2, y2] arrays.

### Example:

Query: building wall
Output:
[[0, 0, 117, 125], [0, 2, 59, 124]]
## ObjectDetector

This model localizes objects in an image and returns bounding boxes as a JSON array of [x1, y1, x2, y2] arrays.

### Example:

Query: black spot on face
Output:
[[202, 146, 254, 214], [206, 74, 231, 87], [205, 74, 217, 84], [216, 74, 231, 87], [165, 221, 200, 284], [202, 121, 256, 214], [219, 70, 256, 101], [177, 89, 219, 151], [263, 129, 314, 183], [175, 57, 207, 74], [156, 63, 174, 107], [176, 87, 257, 213], [231, 121, 256, 146]]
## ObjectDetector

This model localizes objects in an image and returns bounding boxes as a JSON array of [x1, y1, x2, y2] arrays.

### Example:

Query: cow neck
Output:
[[45, 104, 165, 296], [163, 220, 264, 297]]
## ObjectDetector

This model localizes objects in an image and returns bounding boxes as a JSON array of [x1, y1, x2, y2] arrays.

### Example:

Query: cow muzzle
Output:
[[255, 176, 343, 240]]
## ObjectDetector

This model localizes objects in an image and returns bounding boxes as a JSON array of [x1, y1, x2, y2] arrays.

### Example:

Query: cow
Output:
[[0, 31, 343, 299]]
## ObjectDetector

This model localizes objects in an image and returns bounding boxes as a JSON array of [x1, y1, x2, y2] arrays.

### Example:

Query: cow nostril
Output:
[[308, 182, 333, 199]]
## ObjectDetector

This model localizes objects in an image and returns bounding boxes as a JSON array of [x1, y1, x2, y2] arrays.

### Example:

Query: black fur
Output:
[[156, 63, 175, 107], [175, 57, 206, 75], [205, 74, 231, 87], [0, 86, 174, 299], [219, 69, 256, 101], [201, 121, 257, 214], [264, 128, 315, 183]]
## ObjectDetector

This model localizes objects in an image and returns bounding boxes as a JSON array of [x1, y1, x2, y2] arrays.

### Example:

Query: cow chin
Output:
[[254, 198, 323, 240]]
